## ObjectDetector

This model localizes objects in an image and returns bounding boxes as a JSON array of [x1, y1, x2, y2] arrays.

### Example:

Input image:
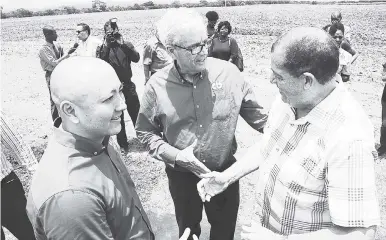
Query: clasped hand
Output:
[[196, 171, 230, 202], [176, 140, 210, 177]]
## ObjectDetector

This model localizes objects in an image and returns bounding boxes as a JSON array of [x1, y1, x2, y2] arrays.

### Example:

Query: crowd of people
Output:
[[1, 7, 385, 240]]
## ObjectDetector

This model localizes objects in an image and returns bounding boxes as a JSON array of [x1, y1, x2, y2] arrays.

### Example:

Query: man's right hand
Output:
[[180, 228, 198, 240], [197, 171, 230, 202], [175, 140, 210, 177]]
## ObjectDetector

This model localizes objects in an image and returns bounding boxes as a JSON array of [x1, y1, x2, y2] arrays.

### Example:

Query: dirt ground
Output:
[[1, 4, 386, 239]]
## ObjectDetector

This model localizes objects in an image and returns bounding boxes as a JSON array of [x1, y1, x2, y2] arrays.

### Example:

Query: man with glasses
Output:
[[136, 8, 267, 240], [71, 23, 102, 57], [197, 27, 380, 240]]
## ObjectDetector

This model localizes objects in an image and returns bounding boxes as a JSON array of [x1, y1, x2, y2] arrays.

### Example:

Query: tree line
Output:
[[1, 0, 381, 19]]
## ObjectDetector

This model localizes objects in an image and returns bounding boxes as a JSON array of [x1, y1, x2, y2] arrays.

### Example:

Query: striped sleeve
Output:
[[1, 113, 38, 169], [39, 45, 58, 68], [327, 139, 381, 227]]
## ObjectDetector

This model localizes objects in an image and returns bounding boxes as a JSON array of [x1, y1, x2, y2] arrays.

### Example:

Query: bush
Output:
[[64, 6, 80, 14], [13, 8, 34, 18]]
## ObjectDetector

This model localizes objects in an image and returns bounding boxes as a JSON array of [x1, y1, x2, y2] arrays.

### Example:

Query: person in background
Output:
[[323, 11, 352, 43], [329, 22, 359, 82], [1, 111, 38, 240], [377, 62, 386, 156], [26, 57, 196, 240], [208, 21, 239, 65], [71, 23, 102, 57], [197, 27, 380, 240], [38, 26, 69, 127], [205, 11, 219, 39], [136, 8, 267, 240], [98, 18, 141, 153], [143, 30, 173, 84]]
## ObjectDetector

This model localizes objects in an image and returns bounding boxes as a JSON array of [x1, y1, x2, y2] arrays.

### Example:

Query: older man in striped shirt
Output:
[[198, 27, 381, 239], [38, 26, 69, 127], [1, 112, 38, 240]]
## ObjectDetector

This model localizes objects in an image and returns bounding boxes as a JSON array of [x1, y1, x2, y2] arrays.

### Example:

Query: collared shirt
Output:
[[1, 112, 38, 180], [27, 127, 154, 240], [254, 82, 380, 235], [38, 41, 64, 72], [73, 36, 102, 57], [136, 57, 267, 172], [143, 36, 173, 73]]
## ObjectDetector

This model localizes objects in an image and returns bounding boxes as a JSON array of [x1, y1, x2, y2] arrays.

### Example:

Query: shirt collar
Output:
[[294, 80, 345, 129], [171, 60, 205, 85], [53, 127, 110, 156], [45, 41, 54, 47]]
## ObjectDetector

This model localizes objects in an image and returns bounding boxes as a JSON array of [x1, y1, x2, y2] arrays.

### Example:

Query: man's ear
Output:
[[60, 101, 79, 124], [302, 72, 316, 90], [167, 46, 177, 60]]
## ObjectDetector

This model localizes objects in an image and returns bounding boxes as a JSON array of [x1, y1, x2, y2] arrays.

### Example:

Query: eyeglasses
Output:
[[174, 40, 209, 55], [76, 30, 85, 34], [334, 36, 343, 40]]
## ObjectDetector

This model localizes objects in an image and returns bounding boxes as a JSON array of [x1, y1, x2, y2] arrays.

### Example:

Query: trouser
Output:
[[380, 87, 386, 149], [166, 167, 240, 240], [1, 171, 36, 240], [116, 81, 140, 148], [45, 71, 61, 128]]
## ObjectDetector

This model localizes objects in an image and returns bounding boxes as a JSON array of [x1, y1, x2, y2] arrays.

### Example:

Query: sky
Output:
[[1, 0, 201, 12]]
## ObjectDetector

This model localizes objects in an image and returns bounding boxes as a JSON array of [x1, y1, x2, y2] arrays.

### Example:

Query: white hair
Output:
[[156, 8, 206, 47]]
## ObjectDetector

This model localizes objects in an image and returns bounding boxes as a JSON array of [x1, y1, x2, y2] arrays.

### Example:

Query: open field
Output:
[[1, 4, 386, 239]]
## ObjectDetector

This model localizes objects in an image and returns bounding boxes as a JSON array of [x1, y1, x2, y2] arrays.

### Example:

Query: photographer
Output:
[[98, 18, 141, 152]]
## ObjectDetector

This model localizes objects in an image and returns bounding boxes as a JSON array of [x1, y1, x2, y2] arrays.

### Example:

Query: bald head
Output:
[[50, 57, 120, 108], [271, 27, 339, 84]]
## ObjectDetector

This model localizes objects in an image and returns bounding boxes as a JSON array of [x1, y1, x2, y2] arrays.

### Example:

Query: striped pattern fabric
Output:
[[38, 41, 64, 73], [254, 82, 381, 235], [1, 112, 38, 180]]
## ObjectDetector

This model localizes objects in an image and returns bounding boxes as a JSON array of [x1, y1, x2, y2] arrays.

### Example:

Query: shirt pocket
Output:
[[212, 88, 234, 120], [278, 144, 326, 193]]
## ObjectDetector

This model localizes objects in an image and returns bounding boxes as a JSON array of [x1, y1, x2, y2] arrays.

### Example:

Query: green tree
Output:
[[14, 8, 33, 18]]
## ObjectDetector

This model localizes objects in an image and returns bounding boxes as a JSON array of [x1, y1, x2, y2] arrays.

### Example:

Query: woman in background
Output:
[[208, 21, 240, 65]]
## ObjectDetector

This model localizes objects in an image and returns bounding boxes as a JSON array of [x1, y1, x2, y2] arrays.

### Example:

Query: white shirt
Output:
[[73, 36, 102, 57]]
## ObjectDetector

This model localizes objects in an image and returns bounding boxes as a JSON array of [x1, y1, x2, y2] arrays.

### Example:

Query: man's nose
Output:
[[270, 75, 277, 84], [117, 93, 127, 111]]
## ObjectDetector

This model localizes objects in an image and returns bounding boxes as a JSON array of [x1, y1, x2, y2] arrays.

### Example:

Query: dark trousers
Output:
[[45, 72, 61, 128], [380, 99, 386, 149], [166, 167, 239, 240], [1, 171, 36, 240], [117, 81, 140, 148]]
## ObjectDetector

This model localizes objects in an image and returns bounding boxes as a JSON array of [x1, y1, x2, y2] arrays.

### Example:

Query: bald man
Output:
[[26, 57, 155, 239], [39, 26, 69, 127], [198, 27, 380, 239]]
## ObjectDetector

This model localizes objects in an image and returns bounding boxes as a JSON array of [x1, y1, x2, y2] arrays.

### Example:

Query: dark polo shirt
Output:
[[27, 127, 154, 240]]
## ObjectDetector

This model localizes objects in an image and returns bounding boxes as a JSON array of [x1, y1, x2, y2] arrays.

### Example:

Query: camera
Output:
[[105, 18, 121, 46]]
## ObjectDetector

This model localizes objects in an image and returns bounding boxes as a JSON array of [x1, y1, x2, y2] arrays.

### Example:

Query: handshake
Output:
[[175, 140, 231, 202]]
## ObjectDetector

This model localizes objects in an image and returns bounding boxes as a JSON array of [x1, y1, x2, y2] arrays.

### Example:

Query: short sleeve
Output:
[[327, 140, 381, 228], [37, 190, 114, 240]]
